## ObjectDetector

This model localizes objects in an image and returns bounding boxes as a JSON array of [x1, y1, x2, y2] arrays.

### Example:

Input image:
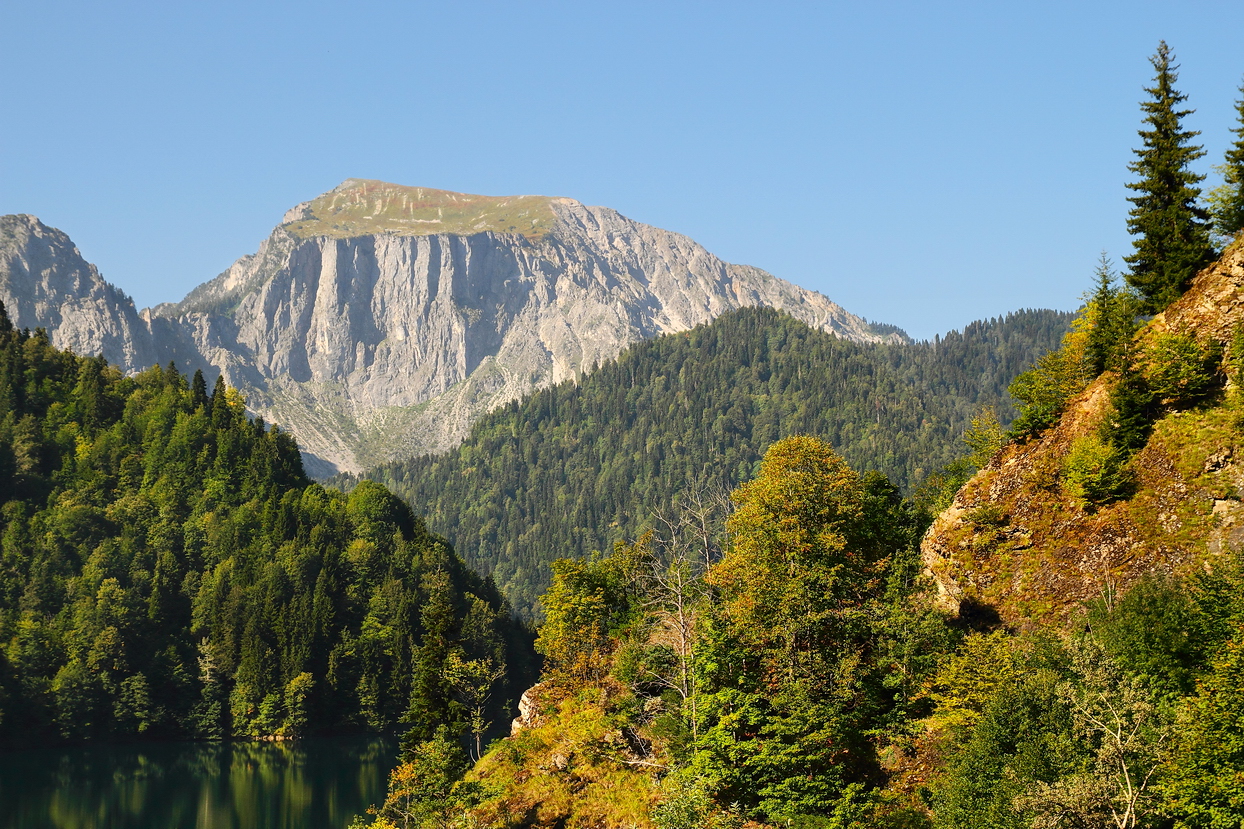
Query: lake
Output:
[[0, 735, 397, 829]]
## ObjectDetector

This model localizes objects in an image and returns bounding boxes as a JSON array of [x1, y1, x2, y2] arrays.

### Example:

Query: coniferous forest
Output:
[[0, 306, 533, 744], [356, 306, 1071, 618]]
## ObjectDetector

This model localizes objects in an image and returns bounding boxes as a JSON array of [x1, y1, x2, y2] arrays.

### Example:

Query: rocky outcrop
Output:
[[921, 239, 1244, 627], [0, 215, 166, 372], [510, 683, 545, 736], [2, 180, 904, 475]]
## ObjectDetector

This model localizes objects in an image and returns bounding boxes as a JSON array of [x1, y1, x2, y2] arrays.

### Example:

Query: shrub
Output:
[[1143, 332, 1222, 406], [1009, 313, 1094, 438], [1061, 434, 1130, 509], [1086, 575, 1201, 695], [1008, 348, 1089, 437]]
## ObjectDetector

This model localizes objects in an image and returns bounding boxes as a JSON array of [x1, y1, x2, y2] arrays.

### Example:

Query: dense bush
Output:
[[1061, 433, 1130, 509]]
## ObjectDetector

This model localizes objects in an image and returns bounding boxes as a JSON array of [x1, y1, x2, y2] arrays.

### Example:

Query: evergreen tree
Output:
[[1123, 41, 1215, 312], [1085, 253, 1137, 377], [1207, 80, 1244, 244], [191, 369, 209, 409]]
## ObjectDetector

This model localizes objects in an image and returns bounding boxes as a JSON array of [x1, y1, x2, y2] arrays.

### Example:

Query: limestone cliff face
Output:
[[921, 239, 1244, 627], [1, 180, 902, 475], [0, 215, 165, 372]]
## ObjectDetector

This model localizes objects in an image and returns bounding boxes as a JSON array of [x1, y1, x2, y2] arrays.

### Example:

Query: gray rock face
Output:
[[0, 182, 904, 476], [0, 215, 163, 371]]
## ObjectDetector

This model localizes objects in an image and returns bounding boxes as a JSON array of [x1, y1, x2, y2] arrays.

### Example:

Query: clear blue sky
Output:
[[2, 1, 1242, 340]]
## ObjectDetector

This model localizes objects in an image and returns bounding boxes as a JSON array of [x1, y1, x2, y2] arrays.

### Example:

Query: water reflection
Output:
[[0, 735, 396, 829]]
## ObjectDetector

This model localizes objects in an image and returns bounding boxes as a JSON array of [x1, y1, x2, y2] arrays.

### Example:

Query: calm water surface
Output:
[[0, 735, 397, 829]]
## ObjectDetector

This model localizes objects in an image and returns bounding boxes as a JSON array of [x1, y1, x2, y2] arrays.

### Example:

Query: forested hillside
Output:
[[359, 261, 1244, 826], [358, 47, 1244, 829], [0, 302, 532, 743], [357, 307, 1071, 617]]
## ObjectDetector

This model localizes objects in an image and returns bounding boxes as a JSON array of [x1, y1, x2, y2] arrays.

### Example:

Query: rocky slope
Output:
[[1, 180, 901, 475], [921, 238, 1244, 627], [0, 215, 165, 371]]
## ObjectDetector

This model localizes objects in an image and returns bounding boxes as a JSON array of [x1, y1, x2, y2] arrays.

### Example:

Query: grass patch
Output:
[[285, 179, 560, 241]]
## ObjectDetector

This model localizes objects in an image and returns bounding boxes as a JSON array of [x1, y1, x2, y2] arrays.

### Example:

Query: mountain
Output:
[[0, 215, 165, 371], [922, 237, 1244, 626], [357, 306, 1073, 618], [1, 180, 903, 475]]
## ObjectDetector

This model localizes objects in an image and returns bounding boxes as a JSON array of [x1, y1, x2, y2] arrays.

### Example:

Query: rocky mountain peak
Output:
[[0, 213, 159, 372]]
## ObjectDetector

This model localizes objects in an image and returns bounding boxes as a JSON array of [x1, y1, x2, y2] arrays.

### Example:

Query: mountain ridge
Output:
[[0, 180, 907, 474], [357, 304, 1073, 617]]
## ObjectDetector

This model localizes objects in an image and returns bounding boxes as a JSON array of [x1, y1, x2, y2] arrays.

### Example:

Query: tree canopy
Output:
[[0, 305, 532, 743], [356, 307, 1070, 619]]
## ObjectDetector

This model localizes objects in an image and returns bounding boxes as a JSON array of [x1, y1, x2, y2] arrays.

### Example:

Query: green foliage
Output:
[[929, 571, 1242, 829], [1186, 546, 1244, 656], [535, 556, 620, 689], [962, 406, 1007, 466], [1106, 331, 1222, 457], [367, 725, 474, 829], [1124, 41, 1217, 313], [932, 666, 1081, 829], [1162, 631, 1244, 828], [1144, 332, 1222, 404], [1008, 316, 1093, 438], [1087, 575, 1203, 696], [1106, 345, 1161, 454], [1061, 433, 1130, 509], [355, 307, 1071, 618], [1085, 253, 1141, 377], [928, 630, 1026, 735], [1206, 82, 1244, 245], [688, 437, 934, 822], [462, 438, 957, 828], [915, 407, 1007, 514], [652, 775, 742, 829], [1017, 637, 1173, 828], [0, 304, 531, 743]]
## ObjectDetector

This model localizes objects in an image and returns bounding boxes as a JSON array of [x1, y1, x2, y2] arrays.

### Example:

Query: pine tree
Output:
[[1085, 253, 1137, 376], [1124, 41, 1215, 313], [191, 369, 208, 409], [1207, 80, 1244, 243]]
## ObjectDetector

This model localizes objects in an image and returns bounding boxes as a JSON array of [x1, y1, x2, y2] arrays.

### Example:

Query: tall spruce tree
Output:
[[1124, 41, 1215, 313], [1207, 80, 1244, 243]]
